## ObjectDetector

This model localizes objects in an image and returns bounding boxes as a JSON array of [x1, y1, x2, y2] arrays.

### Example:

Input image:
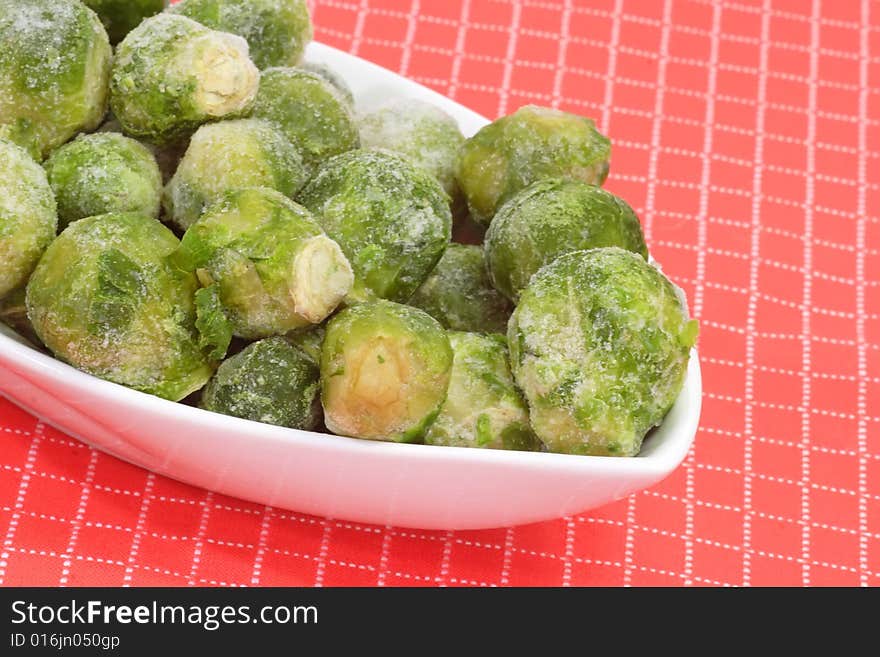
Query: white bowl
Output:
[[0, 43, 702, 530]]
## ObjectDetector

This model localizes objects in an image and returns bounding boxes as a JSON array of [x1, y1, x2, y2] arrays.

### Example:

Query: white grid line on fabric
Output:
[[376, 525, 393, 586], [498, 527, 515, 586], [0, 423, 42, 586], [681, 276, 878, 305], [741, 0, 774, 587], [249, 506, 273, 586], [643, 0, 673, 292], [2, 543, 389, 587], [320, 0, 880, 60], [398, 0, 421, 77], [670, 275, 878, 317], [6, 495, 878, 575], [856, 0, 872, 589], [550, 0, 572, 110], [388, 39, 880, 121], [348, 0, 370, 57], [683, 0, 722, 588], [342, 30, 880, 100], [638, 490, 880, 543], [186, 490, 214, 587], [622, 0, 672, 585], [437, 530, 454, 586], [561, 516, 575, 586], [698, 325, 878, 351], [600, 0, 624, 136], [122, 472, 156, 587], [798, 0, 822, 587], [316, 12, 880, 79], [445, 0, 472, 100], [376, 32, 879, 100], [324, 0, 880, 36], [312, 518, 334, 587], [683, 0, 878, 31], [58, 448, 99, 586], [496, 0, 522, 116], [396, 64, 880, 154]]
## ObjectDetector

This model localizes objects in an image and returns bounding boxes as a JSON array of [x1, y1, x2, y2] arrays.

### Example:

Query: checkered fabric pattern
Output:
[[0, 0, 878, 587]]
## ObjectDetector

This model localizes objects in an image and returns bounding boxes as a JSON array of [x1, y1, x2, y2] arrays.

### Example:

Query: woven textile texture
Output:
[[0, 0, 878, 587]]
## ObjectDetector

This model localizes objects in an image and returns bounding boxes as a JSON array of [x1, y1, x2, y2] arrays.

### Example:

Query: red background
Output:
[[1, 0, 879, 586]]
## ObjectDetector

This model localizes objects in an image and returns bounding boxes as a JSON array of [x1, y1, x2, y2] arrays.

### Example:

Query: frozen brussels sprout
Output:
[[409, 244, 511, 334], [177, 187, 354, 340], [456, 105, 611, 225], [98, 112, 186, 185], [297, 150, 452, 303], [485, 179, 648, 302], [425, 333, 540, 451], [164, 118, 308, 230], [0, 0, 112, 159], [26, 213, 214, 401], [298, 61, 355, 107], [201, 337, 320, 429], [251, 68, 359, 169], [321, 300, 453, 443], [0, 140, 58, 301], [172, 0, 312, 70], [83, 0, 167, 45], [509, 248, 699, 457], [110, 14, 259, 144], [358, 99, 465, 205], [44, 133, 163, 229]]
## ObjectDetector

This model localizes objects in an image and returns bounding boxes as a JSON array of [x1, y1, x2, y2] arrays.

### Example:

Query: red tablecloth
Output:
[[1, 0, 878, 587]]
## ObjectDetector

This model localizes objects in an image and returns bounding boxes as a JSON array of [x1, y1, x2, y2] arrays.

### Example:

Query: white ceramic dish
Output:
[[0, 42, 702, 530]]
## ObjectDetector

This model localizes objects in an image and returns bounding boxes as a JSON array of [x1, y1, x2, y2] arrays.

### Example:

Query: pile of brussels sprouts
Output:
[[0, 0, 698, 457]]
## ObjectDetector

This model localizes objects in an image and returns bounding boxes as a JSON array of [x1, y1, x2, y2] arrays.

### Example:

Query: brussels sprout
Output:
[[0, 140, 58, 301], [0, 0, 112, 159], [83, 0, 167, 45], [297, 150, 452, 303], [298, 61, 355, 107], [98, 114, 185, 185], [485, 179, 648, 302], [177, 187, 354, 341], [456, 105, 611, 225], [409, 244, 511, 334], [44, 133, 163, 229], [321, 300, 453, 443], [358, 99, 464, 205], [172, 0, 312, 70], [286, 325, 325, 366], [509, 248, 699, 457], [164, 118, 308, 230], [110, 14, 259, 144], [201, 337, 320, 429], [251, 68, 359, 169], [425, 333, 540, 451], [26, 213, 214, 401]]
